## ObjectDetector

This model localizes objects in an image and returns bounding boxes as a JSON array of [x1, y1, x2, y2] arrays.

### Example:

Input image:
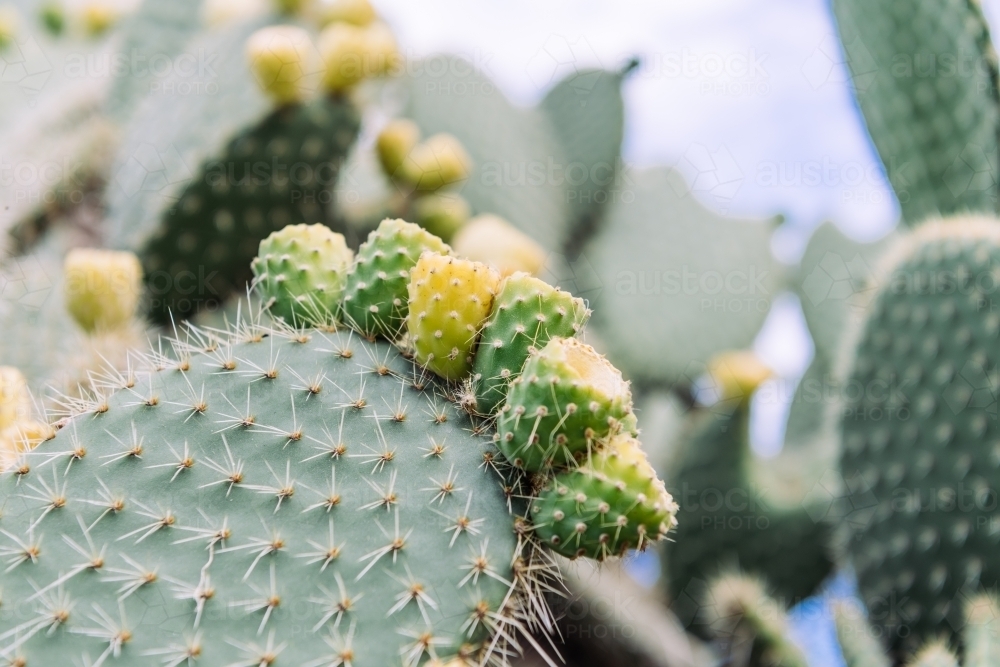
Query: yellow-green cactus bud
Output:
[[707, 350, 772, 404], [64, 248, 143, 333], [400, 133, 472, 192], [0, 6, 18, 48], [452, 213, 546, 277], [82, 2, 116, 36], [376, 118, 421, 178], [319, 22, 398, 93], [246, 25, 317, 105], [317, 0, 376, 26], [0, 367, 30, 431], [407, 252, 500, 380], [412, 192, 470, 243]]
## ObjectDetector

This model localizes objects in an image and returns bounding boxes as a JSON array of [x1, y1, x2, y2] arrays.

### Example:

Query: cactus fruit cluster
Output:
[[0, 217, 675, 663]]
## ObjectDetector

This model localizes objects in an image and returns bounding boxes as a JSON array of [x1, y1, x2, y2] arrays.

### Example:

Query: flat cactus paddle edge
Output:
[[0, 322, 546, 666], [831, 0, 1000, 224]]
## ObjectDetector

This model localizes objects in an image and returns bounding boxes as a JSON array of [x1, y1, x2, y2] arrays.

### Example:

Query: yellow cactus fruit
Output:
[[319, 21, 398, 93], [0, 367, 31, 431], [64, 248, 143, 333], [407, 252, 500, 380], [707, 350, 772, 403], [246, 25, 317, 104], [451, 214, 546, 277], [82, 2, 117, 36], [400, 133, 472, 192], [376, 118, 421, 178], [317, 0, 376, 26]]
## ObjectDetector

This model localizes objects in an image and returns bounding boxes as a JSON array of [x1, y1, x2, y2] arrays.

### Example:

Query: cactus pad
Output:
[[141, 96, 360, 323], [472, 273, 589, 415], [532, 435, 676, 559], [341, 219, 451, 341], [251, 223, 354, 325], [840, 217, 1000, 652], [0, 323, 533, 665], [406, 253, 499, 380], [497, 338, 632, 472]]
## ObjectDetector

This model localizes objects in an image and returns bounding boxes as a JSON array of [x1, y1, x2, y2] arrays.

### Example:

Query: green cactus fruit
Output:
[[532, 434, 676, 559], [319, 22, 398, 93], [142, 96, 360, 323], [833, 602, 892, 667], [40, 2, 65, 35], [376, 118, 421, 180], [64, 248, 143, 334], [246, 25, 318, 105], [400, 134, 472, 193], [251, 223, 354, 325], [839, 217, 1000, 654], [341, 218, 451, 341], [407, 253, 500, 380], [471, 273, 589, 415], [664, 351, 834, 608], [0, 322, 543, 665], [701, 575, 808, 667], [412, 192, 470, 243], [497, 337, 632, 472]]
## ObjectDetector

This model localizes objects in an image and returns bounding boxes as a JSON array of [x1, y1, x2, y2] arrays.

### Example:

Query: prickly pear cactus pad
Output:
[[840, 216, 1000, 654], [0, 322, 531, 665]]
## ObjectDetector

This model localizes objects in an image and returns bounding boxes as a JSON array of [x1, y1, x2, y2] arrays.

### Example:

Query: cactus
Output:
[[399, 133, 472, 194], [701, 574, 808, 667], [412, 193, 471, 244], [340, 218, 451, 341], [251, 223, 354, 325], [833, 595, 1000, 667], [0, 220, 675, 665], [407, 253, 500, 380], [452, 214, 547, 278], [532, 433, 677, 559], [497, 337, 632, 472], [471, 272, 589, 415], [663, 351, 834, 607], [831, 0, 1000, 225], [839, 216, 1000, 653]]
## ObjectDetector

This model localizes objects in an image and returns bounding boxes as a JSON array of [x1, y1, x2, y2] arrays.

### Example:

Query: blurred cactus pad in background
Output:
[[6, 0, 1000, 666]]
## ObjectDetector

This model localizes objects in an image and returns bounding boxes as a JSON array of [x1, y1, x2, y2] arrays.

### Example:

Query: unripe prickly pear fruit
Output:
[[64, 248, 142, 333], [246, 25, 317, 105], [407, 252, 500, 380], [533, 434, 676, 559], [452, 214, 547, 277], [707, 350, 772, 404], [412, 192, 470, 243], [376, 118, 421, 179], [317, 0, 376, 26], [251, 223, 354, 325], [342, 218, 450, 340], [497, 337, 632, 471], [401, 133, 472, 193], [319, 22, 397, 93], [472, 273, 589, 414], [0, 366, 30, 431]]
